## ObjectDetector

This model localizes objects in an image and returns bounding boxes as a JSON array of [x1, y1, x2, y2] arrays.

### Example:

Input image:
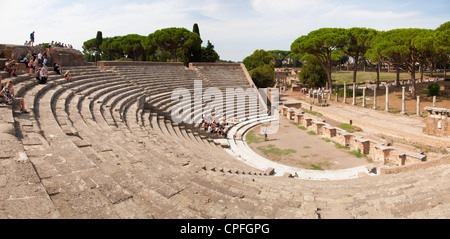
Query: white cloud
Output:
[[251, 0, 317, 13]]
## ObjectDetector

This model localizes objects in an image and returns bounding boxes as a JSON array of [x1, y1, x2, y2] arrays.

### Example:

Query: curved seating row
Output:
[[1, 64, 449, 219]]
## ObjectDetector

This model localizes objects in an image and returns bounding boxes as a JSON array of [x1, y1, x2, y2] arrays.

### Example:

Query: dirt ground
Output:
[[246, 116, 371, 171]]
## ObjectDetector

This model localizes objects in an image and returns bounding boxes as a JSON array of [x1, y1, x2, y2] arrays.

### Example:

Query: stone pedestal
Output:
[[401, 87, 406, 114], [373, 86, 377, 109], [416, 96, 420, 116], [362, 87, 366, 107], [343, 82, 347, 104], [352, 83, 356, 105]]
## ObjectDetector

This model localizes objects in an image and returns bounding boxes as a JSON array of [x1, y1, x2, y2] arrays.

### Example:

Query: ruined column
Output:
[[416, 96, 420, 116], [344, 82, 347, 104], [401, 86, 406, 114], [352, 83, 356, 105], [335, 92, 339, 102], [373, 86, 378, 109], [433, 96, 437, 107], [362, 87, 366, 107], [385, 84, 389, 112]]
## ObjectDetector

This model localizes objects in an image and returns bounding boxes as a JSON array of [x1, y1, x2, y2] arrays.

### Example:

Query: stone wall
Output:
[[97, 61, 184, 69], [0, 44, 85, 66]]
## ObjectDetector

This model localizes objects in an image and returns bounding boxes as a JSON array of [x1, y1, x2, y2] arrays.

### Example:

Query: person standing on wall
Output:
[[30, 31, 35, 46]]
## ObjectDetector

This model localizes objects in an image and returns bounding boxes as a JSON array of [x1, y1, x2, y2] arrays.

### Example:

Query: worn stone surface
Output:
[[0, 64, 448, 219]]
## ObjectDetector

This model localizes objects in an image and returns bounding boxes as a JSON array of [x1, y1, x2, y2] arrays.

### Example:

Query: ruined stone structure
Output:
[[0, 44, 85, 68], [424, 107, 449, 136], [282, 105, 427, 167]]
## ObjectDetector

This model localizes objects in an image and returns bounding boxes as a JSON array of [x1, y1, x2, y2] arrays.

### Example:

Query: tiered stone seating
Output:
[[2, 62, 449, 219]]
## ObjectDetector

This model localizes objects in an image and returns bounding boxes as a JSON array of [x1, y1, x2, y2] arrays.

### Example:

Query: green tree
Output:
[[366, 32, 387, 89], [377, 28, 430, 98], [189, 23, 203, 62], [434, 21, 450, 79], [249, 64, 275, 88], [413, 29, 436, 82], [201, 40, 220, 62], [95, 31, 103, 61], [291, 28, 347, 93], [144, 27, 202, 63], [342, 27, 378, 84], [82, 31, 104, 62], [243, 49, 273, 71], [268, 50, 290, 67], [298, 54, 327, 88], [243, 49, 275, 88], [114, 34, 148, 61]]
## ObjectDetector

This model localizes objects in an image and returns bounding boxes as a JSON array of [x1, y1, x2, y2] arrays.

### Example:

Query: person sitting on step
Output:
[[53, 63, 61, 75], [0, 80, 28, 113], [5, 60, 18, 77], [64, 70, 73, 82], [39, 65, 48, 84]]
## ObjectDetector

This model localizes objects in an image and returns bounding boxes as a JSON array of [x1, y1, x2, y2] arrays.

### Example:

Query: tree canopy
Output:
[[289, 22, 449, 96], [243, 49, 275, 88], [298, 54, 327, 88], [82, 25, 220, 64], [291, 28, 347, 93]]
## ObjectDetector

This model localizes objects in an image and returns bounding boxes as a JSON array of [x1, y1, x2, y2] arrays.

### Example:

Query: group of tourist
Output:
[[25, 31, 73, 49], [1, 38, 75, 114], [200, 115, 229, 137]]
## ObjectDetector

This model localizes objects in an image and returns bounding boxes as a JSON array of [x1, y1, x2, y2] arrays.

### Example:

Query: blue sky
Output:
[[1, 0, 448, 61]]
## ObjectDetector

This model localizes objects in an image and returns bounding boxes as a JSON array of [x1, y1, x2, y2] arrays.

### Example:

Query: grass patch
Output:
[[310, 164, 323, 170], [309, 162, 330, 170], [332, 71, 412, 85], [257, 145, 297, 156], [349, 149, 364, 158], [307, 131, 317, 135], [322, 138, 331, 142], [333, 142, 349, 149], [303, 146, 311, 149], [246, 130, 264, 144], [338, 123, 362, 133], [301, 108, 323, 117], [291, 122, 307, 130]]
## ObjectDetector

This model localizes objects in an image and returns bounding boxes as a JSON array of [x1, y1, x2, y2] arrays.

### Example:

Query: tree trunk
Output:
[[419, 63, 424, 83], [363, 57, 366, 72], [445, 60, 448, 80], [328, 61, 333, 94], [352, 54, 359, 84], [395, 66, 400, 86]]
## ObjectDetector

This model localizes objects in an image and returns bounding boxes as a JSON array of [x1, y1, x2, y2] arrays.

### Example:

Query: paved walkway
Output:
[[282, 93, 450, 149]]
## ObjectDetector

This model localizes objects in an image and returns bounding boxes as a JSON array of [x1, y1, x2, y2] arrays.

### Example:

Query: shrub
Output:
[[428, 83, 440, 96], [337, 89, 363, 98]]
